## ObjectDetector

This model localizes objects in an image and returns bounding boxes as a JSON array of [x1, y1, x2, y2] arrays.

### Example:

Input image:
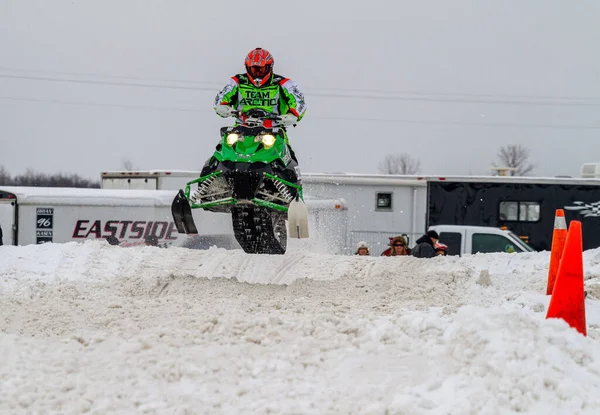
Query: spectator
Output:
[[355, 241, 370, 256], [435, 243, 448, 256], [0, 223, 3, 246], [412, 230, 439, 258], [382, 235, 410, 256], [381, 238, 392, 256]]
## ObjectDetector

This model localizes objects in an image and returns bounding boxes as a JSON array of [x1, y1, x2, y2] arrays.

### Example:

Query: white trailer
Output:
[[301, 173, 428, 254], [301, 172, 600, 254], [301, 173, 575, 256], [0, 186, 236, 248]]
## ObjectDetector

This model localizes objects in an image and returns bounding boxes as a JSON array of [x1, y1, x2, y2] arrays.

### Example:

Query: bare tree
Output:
[[378, 153, 421, 175], [122, 158, 135, 171], [492, 144, 535, 176], [4, 168, 100, 188], [0, 165, 11, 185]]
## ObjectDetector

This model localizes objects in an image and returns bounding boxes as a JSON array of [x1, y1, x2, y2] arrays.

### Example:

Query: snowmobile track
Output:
[[231, 206, 286, 255]]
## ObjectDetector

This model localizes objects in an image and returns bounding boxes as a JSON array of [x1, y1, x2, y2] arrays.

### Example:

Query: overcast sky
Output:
[[1, 0, 599, 180]]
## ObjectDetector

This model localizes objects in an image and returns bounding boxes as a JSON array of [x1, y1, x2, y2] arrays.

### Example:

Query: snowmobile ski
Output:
[[171, 189, 198, 234], [287, 197, 309, 239]]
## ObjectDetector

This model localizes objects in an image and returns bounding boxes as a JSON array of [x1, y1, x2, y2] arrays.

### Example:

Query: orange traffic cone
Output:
[[546, 220, 586, 336], [546, 209, 568, 295]]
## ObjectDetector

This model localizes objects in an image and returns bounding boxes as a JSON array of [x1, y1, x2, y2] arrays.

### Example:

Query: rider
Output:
[[213, 48, 307, 158]]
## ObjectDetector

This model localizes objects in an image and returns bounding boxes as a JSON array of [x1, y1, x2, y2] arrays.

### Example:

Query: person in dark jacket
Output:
[[412, 230, 439, 258], [0, 224, 3, 246]]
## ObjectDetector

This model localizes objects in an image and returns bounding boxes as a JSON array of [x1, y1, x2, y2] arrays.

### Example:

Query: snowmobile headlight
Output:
[[226, 133, 240, 145], [261, 134, 276, 148]]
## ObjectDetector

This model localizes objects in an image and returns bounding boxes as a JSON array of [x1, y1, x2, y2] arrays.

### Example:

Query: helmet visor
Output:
[[248, 65, 270, 79]]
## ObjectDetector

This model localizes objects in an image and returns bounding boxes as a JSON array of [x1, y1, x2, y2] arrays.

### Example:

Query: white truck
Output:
[[427, 225, 534, 256]]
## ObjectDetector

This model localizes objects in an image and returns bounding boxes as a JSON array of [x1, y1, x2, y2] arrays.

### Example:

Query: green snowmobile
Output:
[[171, 109, 309, 254]]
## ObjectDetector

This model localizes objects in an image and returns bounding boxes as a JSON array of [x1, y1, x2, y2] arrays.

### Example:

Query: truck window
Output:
[[507, 231, 534, 252], [472, 233, 520, 254], [499, 201, 540, 222], [438, 232, 461, 256]]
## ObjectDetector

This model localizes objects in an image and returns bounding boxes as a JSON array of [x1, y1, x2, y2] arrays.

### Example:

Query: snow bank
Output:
[[1, 241, 600, 414]]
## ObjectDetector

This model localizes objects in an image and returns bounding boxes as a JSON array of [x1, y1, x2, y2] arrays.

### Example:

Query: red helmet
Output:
[[245, 47, 274, 86]]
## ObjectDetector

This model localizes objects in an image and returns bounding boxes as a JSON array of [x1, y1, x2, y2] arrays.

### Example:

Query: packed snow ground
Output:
[[2, 241, 600, 414]]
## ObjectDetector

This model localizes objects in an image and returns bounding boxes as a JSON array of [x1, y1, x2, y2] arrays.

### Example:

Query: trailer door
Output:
[[0, 199, 15, 245]]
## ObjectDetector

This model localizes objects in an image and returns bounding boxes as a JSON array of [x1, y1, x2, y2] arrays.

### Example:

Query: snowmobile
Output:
[[171, 108, 309, 255]]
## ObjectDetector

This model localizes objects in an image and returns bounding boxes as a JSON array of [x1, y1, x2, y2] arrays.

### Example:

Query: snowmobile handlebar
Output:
[[231, 109, 284, 127]]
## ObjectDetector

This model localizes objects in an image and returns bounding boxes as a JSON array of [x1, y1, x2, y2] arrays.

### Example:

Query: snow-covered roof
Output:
[[302, 174, 427, 186], [95, 169, 600, 190], [101, 170, 202, 178], [301, 172, 600, 186], [0, 186, 177, 206], [0, 186, 345, 210], [99, 170, 600, 186]]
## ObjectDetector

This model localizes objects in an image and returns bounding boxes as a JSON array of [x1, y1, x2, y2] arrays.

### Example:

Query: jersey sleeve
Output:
[[213, 77, 239, 113], [279, 79, 307, 121]]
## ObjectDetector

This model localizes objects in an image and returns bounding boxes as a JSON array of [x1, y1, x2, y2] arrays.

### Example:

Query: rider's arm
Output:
[[214, 77, 240, 117], [279, 78, 307, 122]]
